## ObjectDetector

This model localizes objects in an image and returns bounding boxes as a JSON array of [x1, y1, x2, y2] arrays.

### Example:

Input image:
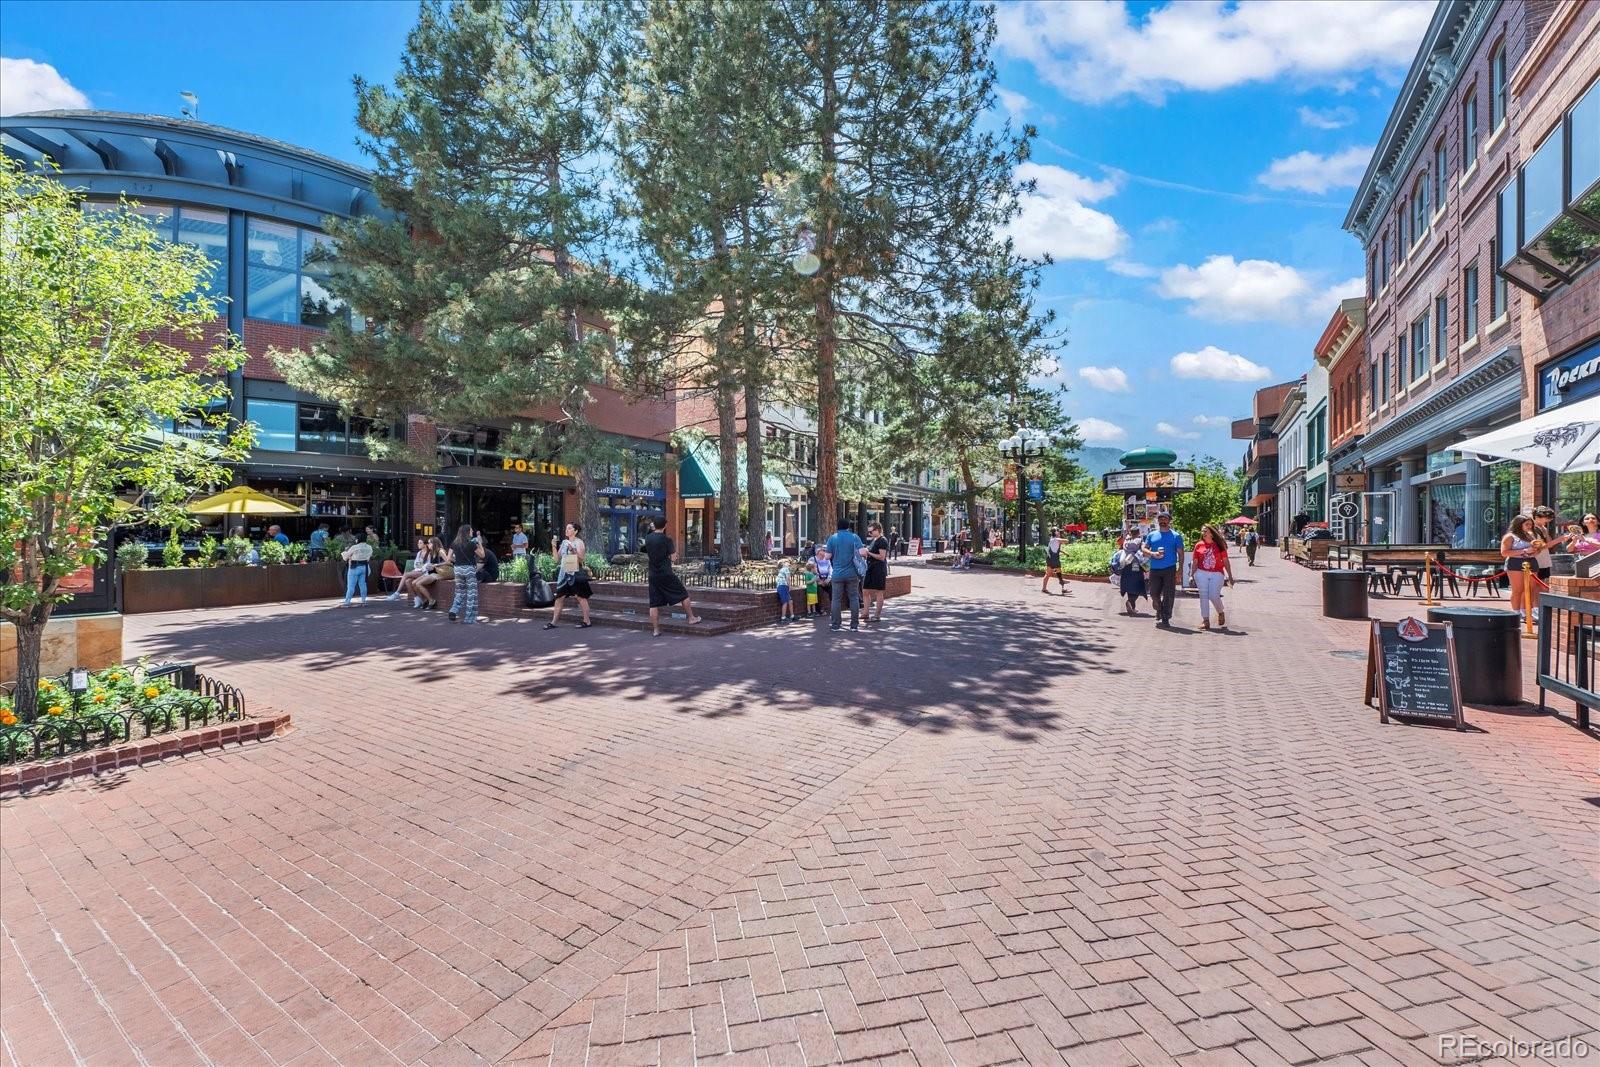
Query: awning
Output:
[[1246, 492, 1275, 507], [678, 440, 791, 502], [1455, 396, 1600, 472]]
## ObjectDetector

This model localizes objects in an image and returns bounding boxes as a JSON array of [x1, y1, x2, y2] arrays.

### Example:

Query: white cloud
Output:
[[1078, 365, 1130, 392], [1006, 162, 1127, 261], [1107, 260, 1157, 278], [1258, 146, 1373, 194], [1156, 421, 1201, 440], [1312, 275, 1366, 315], [0, 58, 89, 115], [1192, 414, 1233, 428], [1298, 104, 1357, 129], [1158, 255, 1311, 322], [995, 0, 1432, 104], [1076, 417, 1127, 444], [995, 86, 1031, 119], [1170, 345, 1272, 383]]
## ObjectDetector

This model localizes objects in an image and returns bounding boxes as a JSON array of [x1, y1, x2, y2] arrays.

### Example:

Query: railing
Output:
[[1, 666, 246, 765], [1535, 592, 1598, 730]]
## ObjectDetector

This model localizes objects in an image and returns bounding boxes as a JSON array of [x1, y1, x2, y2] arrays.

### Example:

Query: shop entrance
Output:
[[442, 486, 562, 558]]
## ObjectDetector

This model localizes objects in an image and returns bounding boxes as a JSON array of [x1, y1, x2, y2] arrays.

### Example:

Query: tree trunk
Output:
[[812, 53, 840, 547], [739, 205, 768, 562], [716, 381, 742, 568], [12, 607, 48, 724], [547, 155, 600, 549], [958, 456, 980, 543]]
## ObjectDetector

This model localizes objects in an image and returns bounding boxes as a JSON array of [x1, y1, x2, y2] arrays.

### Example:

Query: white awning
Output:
[[1454, 397, 1600, 472]]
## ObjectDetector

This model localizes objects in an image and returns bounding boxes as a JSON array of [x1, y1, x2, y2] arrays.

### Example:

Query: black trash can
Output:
[[1427, 606, 1522, 705], [1322, 569, 1369, 619]]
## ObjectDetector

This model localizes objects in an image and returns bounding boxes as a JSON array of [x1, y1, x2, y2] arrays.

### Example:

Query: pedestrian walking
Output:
[[546, 522, 594, 629], [642, 516, 698, 636], [340, 531, 374, 606], [1193, 524, 1235, 631], [1140, 513, 1183, 627], [1245, 528, 1259, 566], [1041, 526, 1069, 595], [447, 524, 483, 624], [862, 521, 890, 625], [888, 526, 902, 560], [1113, 526, 1147, 615], [825, 519, 865, 632]]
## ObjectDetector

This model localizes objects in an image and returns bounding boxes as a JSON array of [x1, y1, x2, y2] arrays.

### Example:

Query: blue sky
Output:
[[0, 0, 1434, 464]]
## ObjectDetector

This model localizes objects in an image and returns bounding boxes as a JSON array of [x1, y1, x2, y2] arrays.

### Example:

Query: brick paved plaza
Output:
[[2, 557, 1597, 1066]]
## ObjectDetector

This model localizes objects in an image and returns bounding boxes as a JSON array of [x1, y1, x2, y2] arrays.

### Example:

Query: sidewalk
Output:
[[2, 554, 1595, 1065]]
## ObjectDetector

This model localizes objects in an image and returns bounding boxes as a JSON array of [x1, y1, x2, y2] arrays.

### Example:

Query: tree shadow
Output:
[[127, 593, 1118, 741]]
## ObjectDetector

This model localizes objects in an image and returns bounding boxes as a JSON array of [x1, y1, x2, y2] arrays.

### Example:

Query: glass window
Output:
[[247, 218, 299, 323], [1463, 264, 1479, 339], [1523, 128, 1564, 241], [1463, 90, 1479, 163], [1490, 43, 1507, 129], [1381, 349, 1390, 404], [1412, 177, 1429, 243], [1573, 79, 1599, 204], [1497, 186, 1517, 267], [297, 403, 346, 453], [176, 207, 228, 304], [1410, 314, 1429, 379], [299, 232, 345, 329], [1379, 232, 1390, 287], [1434, 140, 1448, 208], [1434, 294, 1448, 365], [245, 399, 297, 452], [1491, 241, 1508, 319], [1398, 335, 1408, 388]]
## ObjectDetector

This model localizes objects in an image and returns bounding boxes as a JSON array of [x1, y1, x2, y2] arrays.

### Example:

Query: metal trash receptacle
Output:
[[1427, 606, 1522, 705], [1322, 569, 1369, 619]]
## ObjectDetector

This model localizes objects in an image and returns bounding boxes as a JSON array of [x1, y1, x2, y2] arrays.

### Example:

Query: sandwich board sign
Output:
[[1364, 616, 1465, 730]]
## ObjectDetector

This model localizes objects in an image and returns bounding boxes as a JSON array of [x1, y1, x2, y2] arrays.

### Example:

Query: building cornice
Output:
[[1344, 1, 1497, 243], [1359, 345, 1520, 459]]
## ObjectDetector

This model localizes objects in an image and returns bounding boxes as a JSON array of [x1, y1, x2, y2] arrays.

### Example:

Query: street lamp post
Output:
[[999, 427, 1053, 557]]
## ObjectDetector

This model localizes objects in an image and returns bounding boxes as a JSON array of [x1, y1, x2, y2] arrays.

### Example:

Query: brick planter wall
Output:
[[1, 708, 293, 795], [427, 580, 526, 616]]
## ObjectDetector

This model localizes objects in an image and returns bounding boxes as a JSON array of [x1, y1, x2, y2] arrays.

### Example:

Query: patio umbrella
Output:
[[1225, 516, 1258, 526], [185, 486, 303, 516], [1455, 396, 1600, 472]]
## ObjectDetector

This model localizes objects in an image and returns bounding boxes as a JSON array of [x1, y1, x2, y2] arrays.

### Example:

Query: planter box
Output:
[[121, 562, 344, 614], [426, 580, 526, 616]]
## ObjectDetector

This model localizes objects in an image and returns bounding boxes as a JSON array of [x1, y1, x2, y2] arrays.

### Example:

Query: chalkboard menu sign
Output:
[[1365, 617, 1465, 729]]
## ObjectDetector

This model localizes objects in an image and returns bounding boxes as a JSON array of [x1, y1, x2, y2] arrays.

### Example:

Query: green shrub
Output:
[[286, 542, 308, 563], [195, 534, 219, 567], [162, 533, 184, 569], [257, 540, 287, 565], [115, 541, 147, 571], [221, 536, 252, 565], [501, 555, 530, 584]]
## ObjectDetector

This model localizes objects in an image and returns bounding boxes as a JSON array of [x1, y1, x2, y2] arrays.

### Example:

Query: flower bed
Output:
[[1, 661, 244, 766]]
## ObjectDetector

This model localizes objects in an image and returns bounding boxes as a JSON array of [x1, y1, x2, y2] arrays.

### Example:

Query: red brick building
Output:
[[1317, 298, 1369, 539]]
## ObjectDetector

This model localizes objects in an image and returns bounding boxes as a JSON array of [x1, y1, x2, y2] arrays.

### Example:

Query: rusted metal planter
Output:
[[121, 562, 344, 614]]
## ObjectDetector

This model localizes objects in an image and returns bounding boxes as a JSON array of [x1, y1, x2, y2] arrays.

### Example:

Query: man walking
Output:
[[825, 518, 866, 632], [1141, 513, 1184, 627], [1245, 528, 1259, 566]]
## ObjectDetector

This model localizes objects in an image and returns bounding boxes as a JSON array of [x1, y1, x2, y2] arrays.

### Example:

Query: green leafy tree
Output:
[[0, 160, 249, 721], [765, 0, 1031, 534], [1171, 456, 1241, 544], [278, 0, 630, 538]]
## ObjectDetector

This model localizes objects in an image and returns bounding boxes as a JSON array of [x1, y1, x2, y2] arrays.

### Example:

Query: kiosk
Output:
[[1102, 448, 1197, 535]]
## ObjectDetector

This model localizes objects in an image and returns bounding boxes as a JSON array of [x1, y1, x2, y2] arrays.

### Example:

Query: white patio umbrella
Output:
[[1454, 397, 1600, 472]]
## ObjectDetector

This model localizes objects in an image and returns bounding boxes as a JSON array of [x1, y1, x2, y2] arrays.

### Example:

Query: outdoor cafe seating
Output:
[[1337, 545, 1504, 599]]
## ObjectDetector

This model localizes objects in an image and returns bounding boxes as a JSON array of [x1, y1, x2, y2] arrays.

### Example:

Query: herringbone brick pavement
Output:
[[1, 555, 1595, 1066]]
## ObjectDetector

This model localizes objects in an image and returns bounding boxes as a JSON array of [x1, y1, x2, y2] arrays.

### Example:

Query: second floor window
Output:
[[1490, 42, 1507, 130], [1434, 294, 1449, 366], [1463, 264, 1480, 340], [247, 218, 351, 328], [1463, 90, 1480, 164], [1410, 314, 1430, 380]]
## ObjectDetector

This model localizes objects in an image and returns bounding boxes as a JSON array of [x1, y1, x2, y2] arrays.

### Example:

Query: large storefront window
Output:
[[441, 486, 563, 558], [247, 218, 355, 328], [245, 398, 380, 456], [1553, 471, 1596, 526], [85, 201, 228, 307]]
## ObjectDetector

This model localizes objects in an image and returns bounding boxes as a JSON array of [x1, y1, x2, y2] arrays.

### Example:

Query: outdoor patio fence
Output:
[[1535, 592, 1599, 731]]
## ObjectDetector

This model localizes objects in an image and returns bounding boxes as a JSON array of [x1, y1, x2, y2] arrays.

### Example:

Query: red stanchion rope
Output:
[[1526, 568, 1551, 590], [1431, 561, 1508, 585]]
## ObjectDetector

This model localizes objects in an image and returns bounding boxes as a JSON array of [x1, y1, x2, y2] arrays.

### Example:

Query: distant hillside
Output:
[[1070, 446, 1124, 480]]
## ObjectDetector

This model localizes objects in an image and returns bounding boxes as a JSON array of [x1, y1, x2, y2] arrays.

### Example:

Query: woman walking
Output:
[[1115, 526, 1147, 615], [1193, 524, 1235, 631], [547, 522, 594, 629], [861, 521, 891, 625], [1041, 526, 1069, 595], [1502, 514, 1540, 622], [643, 517, 698, 637], [448, 524, 484, 624]]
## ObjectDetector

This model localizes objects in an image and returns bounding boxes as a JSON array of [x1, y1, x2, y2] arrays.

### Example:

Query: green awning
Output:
[[679, 440, 791, 502]]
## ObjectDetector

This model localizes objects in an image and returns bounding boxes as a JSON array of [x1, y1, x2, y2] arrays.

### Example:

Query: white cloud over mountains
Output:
[[1170, 346, 1272, 382], [1076, 417, 1127, 444], [1258, 146, 1373, 194], [1007, 162, 1127, 261], [0, 58, 88, 115], [994, 0, 1432, 104], [1156, 421, 1201, 440]]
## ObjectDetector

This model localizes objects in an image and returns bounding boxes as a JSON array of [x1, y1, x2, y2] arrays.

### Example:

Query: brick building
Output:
[[1232, 380, 1300, 542], [1504, 2, 1600, 515], [1317, 297, 1369, 539], [1, 110, 679, 559]]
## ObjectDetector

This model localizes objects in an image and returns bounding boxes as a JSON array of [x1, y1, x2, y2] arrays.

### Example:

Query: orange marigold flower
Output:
[[143, 686, 160, 699], [46, 706, 64, 716]]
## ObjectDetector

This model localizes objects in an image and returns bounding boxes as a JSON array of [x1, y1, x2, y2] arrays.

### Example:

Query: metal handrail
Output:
[[1535, 592, 1599, 730]]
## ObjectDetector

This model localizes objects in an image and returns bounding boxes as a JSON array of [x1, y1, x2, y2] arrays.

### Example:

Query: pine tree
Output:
[[764, 0, 1030, 533], [277, 0, 629, 539]]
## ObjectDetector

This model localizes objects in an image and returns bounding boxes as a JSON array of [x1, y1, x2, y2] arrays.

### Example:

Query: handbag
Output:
[[525, 573, 556, 608], [435, 563, 455, 580]]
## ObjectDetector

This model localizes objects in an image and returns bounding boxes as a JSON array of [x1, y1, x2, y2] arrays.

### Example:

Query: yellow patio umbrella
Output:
[[185, 486, 304, 516]]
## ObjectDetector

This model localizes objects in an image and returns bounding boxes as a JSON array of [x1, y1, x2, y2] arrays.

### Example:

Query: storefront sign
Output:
[[1539, 337, 1600, 410], [1027, 479, 1044, 501], [1336, 472, 1365, 492], [597, 486, 665, 500], [1003, 478, 1017, 501], [501, 457, 571, 477]]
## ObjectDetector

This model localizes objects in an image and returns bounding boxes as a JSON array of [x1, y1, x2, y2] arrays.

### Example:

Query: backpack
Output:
[[525, 572, 556, 608]]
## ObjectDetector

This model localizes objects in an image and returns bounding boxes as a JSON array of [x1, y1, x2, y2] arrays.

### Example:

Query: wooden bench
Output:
[[1286, 537, 1340, 569]]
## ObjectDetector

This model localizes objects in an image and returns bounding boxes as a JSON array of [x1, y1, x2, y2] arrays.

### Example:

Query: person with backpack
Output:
[[825, 519, 866, 632], [1113, 525, 1147, 616], [1245, 527, 1260, 566]]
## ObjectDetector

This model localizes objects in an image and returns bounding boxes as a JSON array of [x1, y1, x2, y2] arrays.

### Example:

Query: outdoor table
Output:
[[1426, 606, 1522, 705]]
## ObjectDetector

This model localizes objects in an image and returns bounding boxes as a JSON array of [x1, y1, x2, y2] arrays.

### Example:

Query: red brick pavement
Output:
[[1, 555, 1596, 1066]]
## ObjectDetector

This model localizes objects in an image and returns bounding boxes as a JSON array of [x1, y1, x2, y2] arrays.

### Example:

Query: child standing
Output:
[[776, 558, 795, 622], [804, 561, 820, 615]]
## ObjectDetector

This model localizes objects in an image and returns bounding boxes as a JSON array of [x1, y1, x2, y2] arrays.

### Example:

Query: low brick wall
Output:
[[0, 708, 293, 795], [427, 580, 525, 616]]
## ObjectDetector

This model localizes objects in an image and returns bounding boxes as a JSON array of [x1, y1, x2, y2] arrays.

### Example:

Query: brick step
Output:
[[568, 608, 743, 636], [588, 581, 778, 607], [581, 593, 774, 621]]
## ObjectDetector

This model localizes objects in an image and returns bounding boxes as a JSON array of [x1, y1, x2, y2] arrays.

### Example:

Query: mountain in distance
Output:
[[1069, 445, 1125, 481]]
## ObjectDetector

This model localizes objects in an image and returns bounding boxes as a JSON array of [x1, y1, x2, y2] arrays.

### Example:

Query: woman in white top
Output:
[[390, 537, 432, 604], [546, 522, 594, 629], [1501, 515, 1539, 620], [1040, 527, 1068, 596], [340, 532, 375, 606]]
